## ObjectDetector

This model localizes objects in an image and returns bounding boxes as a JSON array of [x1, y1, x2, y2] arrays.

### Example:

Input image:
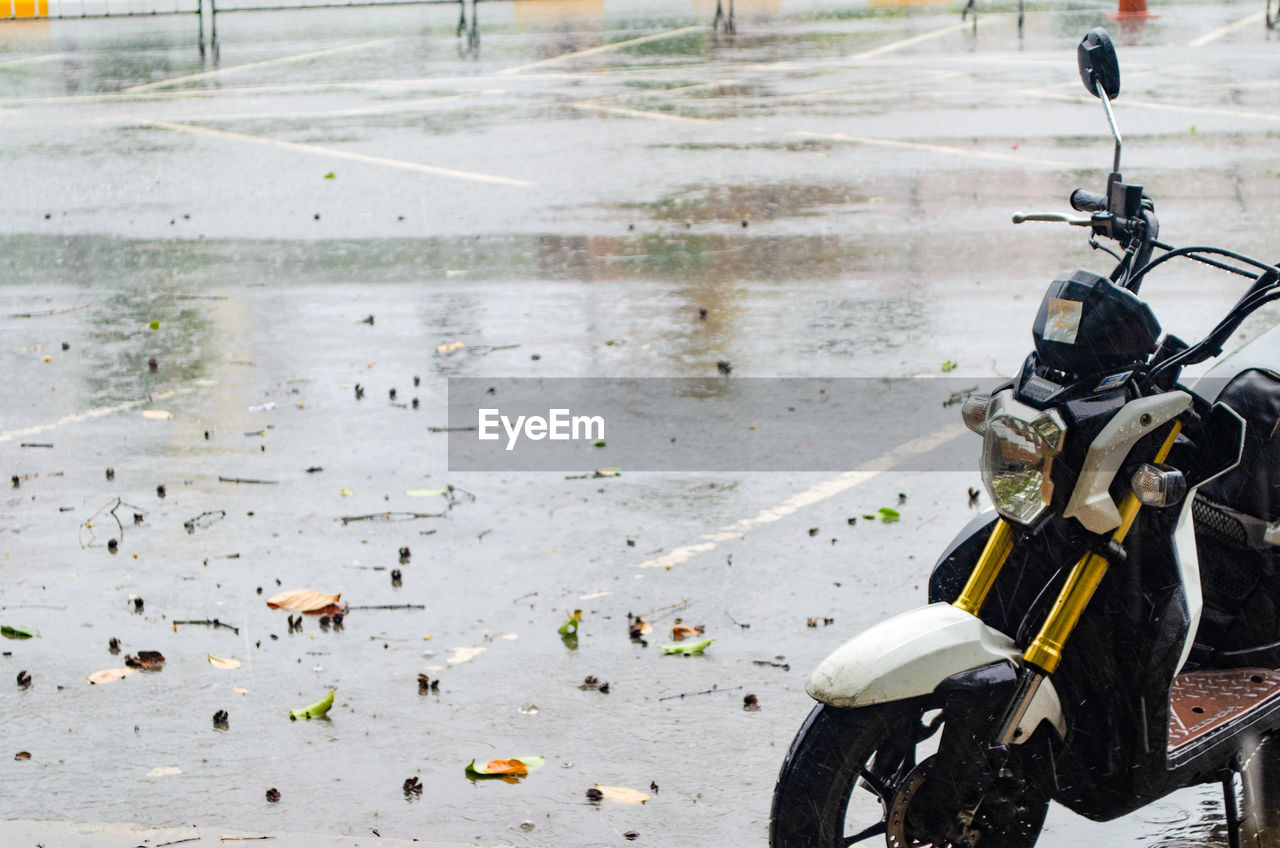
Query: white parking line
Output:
[[122, 38, 394, 93], [0, 383, 213, 445], [499, 24, 704, 75], [1026, 88, 1280, 124], [569, 101, 717, 124], [762, 127, 1077, 168], [1189, 10, 1266, 47], [144, 120, 535, 188], [638, 423, 967, 569], [854, 21, 970, 60], [0, 52, 69, 68]]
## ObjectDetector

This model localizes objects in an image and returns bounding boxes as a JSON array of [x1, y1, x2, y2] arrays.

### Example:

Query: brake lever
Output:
[[1011, 212, 1093, 226]]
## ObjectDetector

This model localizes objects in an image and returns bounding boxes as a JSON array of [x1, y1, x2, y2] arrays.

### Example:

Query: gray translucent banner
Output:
[[447, 378, 1008, 472]]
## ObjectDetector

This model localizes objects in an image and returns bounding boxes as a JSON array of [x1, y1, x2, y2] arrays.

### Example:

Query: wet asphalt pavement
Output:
[[3, 1, 1280, 845]]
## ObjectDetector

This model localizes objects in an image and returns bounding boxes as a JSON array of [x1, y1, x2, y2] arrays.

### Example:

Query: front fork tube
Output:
[[955, 421, 1183, 746]]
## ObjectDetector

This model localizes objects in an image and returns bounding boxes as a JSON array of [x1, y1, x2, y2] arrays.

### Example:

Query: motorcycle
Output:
[[770, 28, 1280, 848]]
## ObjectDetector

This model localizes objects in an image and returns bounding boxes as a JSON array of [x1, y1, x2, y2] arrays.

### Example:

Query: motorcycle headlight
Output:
[[981, 391, 1067, 526]]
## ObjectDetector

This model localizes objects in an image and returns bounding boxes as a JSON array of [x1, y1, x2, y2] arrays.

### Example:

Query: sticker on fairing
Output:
[[1094, 370, 1133, 392], [1044, 298, 1083, 344]]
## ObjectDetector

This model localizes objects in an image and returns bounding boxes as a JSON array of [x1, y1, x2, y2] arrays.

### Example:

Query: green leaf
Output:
[[1, 625, 39, 640], [289, 688, 335, 721], [941, 360, 958, 372], [877, 507, 900, 523], [323, 172, 336, 179], [148, 320, 160, 330], [558, 610, 582, 637], [662, 637, 714, 655], [862, 514, 876, 521], [593, 441, 606, 448]]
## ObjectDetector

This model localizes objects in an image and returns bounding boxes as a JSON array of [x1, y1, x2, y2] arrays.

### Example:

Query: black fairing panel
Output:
[[1032, 270, 1161, 376], [1201, 368, 1280, 521]]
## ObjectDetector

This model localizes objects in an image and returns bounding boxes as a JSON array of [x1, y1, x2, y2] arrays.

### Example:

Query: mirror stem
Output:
[[1096, 80, 1123, 173]]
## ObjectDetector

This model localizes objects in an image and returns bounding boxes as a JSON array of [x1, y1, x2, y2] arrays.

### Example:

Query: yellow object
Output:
[[953, 518, 1015, 616], [1024, 422, 1182, 673], [9, 0, 50, 17]]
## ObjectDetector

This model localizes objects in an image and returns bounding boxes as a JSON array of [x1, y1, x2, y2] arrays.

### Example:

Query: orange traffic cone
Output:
[[1111, 0, 1157, 20]]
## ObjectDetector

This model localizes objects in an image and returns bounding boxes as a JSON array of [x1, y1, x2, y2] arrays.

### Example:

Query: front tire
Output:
[[769, 700, 1048, 848]]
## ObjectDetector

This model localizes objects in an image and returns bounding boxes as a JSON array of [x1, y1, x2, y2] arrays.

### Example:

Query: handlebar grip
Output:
[[1070, 189, 1108, 213]]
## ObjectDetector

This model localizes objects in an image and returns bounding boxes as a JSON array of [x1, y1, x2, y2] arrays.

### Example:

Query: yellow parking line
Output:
[[122, 38, 394, 93], [144, 120, 535, 188], [500, 25, 703, 75]]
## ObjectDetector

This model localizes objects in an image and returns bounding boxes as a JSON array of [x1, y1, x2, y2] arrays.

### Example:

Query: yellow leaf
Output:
[[233, 686, 250, 695], [434, 340, 465, 355], [142, 410, 172, 420], [207, 654, 241, 670], [595, 784, 651, 804], [341, 488, 353, 497], [266, 589, 342, 612], [87, 668, 134, 685]]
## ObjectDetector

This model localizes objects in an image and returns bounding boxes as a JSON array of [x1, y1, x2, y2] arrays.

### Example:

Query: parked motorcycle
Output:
[[770, 28, 1280, 848]]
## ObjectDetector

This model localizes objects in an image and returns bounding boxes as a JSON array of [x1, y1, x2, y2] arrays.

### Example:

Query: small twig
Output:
[[512, 591, 539, 604], [753, 659, 790, 671], [427, 426, 476, 433], [7, 302, 93, 318], [726, 611, 751, 629], [219, 838, 274, 843], [637, 598, 692, 620], [348, 604, 427, 612], [156, 837, 202, 846], [20, 443, 53, 448], [659, 685, 743, 702], [173, 618, 240, 635], [942, 386, 979, 408], [218, 476, 278, 485], [339, 511, 446, 524]]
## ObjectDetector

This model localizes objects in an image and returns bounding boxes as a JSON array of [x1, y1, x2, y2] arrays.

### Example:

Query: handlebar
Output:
[[1069, 189, 1108, 213]]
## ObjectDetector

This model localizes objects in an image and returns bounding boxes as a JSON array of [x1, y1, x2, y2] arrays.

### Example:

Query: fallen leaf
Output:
[[147, 766, 182, 776], [289, 688, 335, 721], [405, 488, 449, 497], [662, 637, 714, 655], [670, 624, 702, 642], [266, 589, 341, 613], [208, 654, 241, 670], [323, 171, 336, 179], [595, 784, 651, 804], [558, 609, 583, 637], [466, 755, 545, 782], [447, 646, 486, 665], [941, 360, 958, 373], [124, 651, 166, 670], [594, 467, 621, 478], [340, 488, 354, 497], [87, 668, 134, 685], [878, 507, 901, 523], [142, 410, 172, 420], [630, 619, 653, 637], [1, 625, 39, 640], [233, 686, 250, 695], [148, 320, 160, 330], [435, 340, 465, 355]]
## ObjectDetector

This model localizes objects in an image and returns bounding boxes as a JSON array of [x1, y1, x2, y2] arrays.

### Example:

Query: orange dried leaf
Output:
[[670, 624, 702, 642], [485, 759, 529, 776], [266, 589, 341, 612], [595, 784, 651, 804]]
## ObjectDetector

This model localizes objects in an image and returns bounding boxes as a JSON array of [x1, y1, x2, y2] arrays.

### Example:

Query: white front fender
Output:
[[807, 603, 1065, 742]]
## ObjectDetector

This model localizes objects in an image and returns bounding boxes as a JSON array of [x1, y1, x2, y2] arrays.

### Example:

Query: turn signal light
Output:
[[1131, 463, 1187, 508], [961, 394, 991, 435]]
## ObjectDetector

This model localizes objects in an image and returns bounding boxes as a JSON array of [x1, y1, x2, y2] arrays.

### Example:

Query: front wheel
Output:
[[769, 700, 1049, 848]]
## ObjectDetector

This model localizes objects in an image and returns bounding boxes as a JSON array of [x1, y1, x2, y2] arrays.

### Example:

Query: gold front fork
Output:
[[953, 518, 1017, 616], [1022, 420, 1183, 674]]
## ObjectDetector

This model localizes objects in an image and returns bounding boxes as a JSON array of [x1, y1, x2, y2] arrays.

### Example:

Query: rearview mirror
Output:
[[1078, 28, 1120, 100]]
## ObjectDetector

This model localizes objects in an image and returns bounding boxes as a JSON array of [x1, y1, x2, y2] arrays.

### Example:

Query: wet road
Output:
[[2, 1, 1280, 845]]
